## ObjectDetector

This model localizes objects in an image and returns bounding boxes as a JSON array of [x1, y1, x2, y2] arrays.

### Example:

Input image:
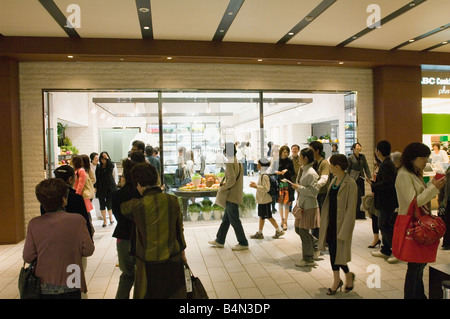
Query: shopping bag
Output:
[[392, 198, 440, 263], [184, 264, 208, 299]]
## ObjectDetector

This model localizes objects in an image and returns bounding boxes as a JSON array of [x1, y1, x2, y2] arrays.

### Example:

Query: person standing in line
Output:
[[112, 158, 141, 299], [331, 143, 339, 156], [145, 145, 161, 176], [23, 178, 95, 299], [275, 145, 296, 231], [318, 154, 357, 295], [366, 153, 381, 249], [121, 162, 188, 299], [71, 155, 94, 214], [209, 142, 248, 251], [431, 142, 449, 165], [309, 141, 331, 239], [290, 144, 301, 181], [90, 152, 103, 221], [367, 141, 399, 263], [395, 142, 446, 299], [249, 158, 285, 240], [291, 148, 320, 267], [347, 142, 371, 219], [438, 166, 450, 250], [95, 151, 117, 227]]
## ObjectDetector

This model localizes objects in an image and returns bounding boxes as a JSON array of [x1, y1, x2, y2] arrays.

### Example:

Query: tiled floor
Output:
[[1, 213, 450, 299]]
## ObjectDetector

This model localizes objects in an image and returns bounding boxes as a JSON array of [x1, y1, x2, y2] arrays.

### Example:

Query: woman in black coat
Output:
[[95, 151, 117, 227], [276, 145, 296, 230], [347, 143, 371, 219]]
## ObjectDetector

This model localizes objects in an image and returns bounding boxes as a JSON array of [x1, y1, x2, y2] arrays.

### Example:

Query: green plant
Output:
[[192, 173, 202, 181], [240, 193, 256, 210], [201, 205, 212, 212], [212, 204, 224, 211], [188, 203, 201, 214], [201, 198, 213, 207]]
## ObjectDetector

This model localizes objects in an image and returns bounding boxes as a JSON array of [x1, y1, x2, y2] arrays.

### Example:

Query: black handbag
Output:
[[184, 264, 208, 299], [18, 261, 40, 299]]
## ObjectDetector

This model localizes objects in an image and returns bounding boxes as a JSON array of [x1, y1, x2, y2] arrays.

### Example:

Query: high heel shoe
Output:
[[345, 272, 355, 293], [327, 280, 343, 295], [368, 240, 381, 248]]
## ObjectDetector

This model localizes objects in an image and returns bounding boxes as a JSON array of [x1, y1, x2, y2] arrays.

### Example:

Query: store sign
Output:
[[422, 71, 450, 98]]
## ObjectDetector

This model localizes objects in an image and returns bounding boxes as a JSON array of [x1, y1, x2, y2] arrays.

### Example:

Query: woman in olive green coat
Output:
[[318, 154, 358, 295]]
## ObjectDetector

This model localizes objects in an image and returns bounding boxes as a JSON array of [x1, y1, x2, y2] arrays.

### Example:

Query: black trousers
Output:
[[404, 262, 427, 299]]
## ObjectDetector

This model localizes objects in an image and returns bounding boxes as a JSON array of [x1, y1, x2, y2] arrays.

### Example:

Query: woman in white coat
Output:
[[318, 154, 358, 295]]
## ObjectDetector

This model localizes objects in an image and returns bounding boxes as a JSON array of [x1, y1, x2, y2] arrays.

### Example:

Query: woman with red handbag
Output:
[[394, 142, 446, 299]]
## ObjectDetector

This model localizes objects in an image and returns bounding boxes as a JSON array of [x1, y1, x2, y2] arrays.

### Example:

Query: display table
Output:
[[429, 263, 450, 299], [172, 189, 218, 220]]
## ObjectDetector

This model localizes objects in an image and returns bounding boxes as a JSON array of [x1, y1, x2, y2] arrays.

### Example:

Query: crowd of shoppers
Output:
[[23, 136, 449, 300]]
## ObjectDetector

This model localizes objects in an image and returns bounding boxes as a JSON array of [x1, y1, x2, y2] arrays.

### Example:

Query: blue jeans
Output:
[[215, 202, 248, 246]]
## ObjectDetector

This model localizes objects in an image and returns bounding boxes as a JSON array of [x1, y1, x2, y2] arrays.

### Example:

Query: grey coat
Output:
[[318, 174, 358, 265]]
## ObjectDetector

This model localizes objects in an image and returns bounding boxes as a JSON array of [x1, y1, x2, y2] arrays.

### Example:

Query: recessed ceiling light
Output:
[[220, 29, 225, 33], [139, 7, 149, 13], [288, 32, 294, 36], [409, 3, 415, 7], [257, 59, 263, 62], [339, 62, 344, 65], [228, 12, 233, 15], [68, 55, 73, 58], [305, 16, 314, 22], [144, 26, 150, 30], [352, 36, 358, 40], [443, 41, 448, 44], [167, 57, 173, 60], [409, 39, 415, 42]]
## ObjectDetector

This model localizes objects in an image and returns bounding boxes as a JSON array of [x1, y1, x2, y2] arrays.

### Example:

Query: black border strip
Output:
[[337, 0, 426, 47], [38, 0, 80, 38], [277, 0, 337, 44], [391, 23, 450, 50], [136, 0, 153, 39], [422, 39, 450, 52], [212, 0, 245, 42]]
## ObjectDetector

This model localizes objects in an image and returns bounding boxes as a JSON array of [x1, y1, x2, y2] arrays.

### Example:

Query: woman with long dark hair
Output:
[[94, 151, 117, 227]]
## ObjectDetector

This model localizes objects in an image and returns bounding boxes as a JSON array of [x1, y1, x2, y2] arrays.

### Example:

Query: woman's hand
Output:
[[432, 176, 446, 190]]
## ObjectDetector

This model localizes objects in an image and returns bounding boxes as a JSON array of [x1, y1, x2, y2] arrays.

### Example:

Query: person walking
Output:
[[23, 178, 95, 299], [367, 140, 399, 263], [249, 158, 285, 240], [121, 162, 188, 299], [209, 142, 248, 251], [95, 151, 118, 227], [395, 142, 446, 299], [291, 148, 320, 267], [347, 142, 371, 219], [318, 154, 357, 295]]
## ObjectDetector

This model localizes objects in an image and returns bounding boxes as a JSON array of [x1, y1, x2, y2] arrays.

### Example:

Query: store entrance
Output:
[[43, 89, 356, 220]]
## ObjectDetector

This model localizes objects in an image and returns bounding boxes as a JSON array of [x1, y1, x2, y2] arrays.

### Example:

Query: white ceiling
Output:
[[0, 0, 449, 52]]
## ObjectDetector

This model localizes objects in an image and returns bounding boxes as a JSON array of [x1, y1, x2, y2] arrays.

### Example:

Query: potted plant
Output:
[[192, 173, 202, 188], [188, 203, 201, 222], [201, 204, 212, 221], [212, 204, 224, 220], [239, 193, 256, 218]]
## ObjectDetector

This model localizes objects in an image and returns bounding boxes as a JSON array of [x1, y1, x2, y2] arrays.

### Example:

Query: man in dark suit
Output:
[[367, 140, 399, 263], [41, 165, 94, 238]]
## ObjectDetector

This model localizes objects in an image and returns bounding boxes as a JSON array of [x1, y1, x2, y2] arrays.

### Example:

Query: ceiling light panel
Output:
[[151, 0, 229, 41], [348, 0, 450, 50], [54, 0, 142, 39], [399, 26, 450, 51], [0, 0, 68, 37], [289, 0, 410, 46], [224, 0, 321, 43]]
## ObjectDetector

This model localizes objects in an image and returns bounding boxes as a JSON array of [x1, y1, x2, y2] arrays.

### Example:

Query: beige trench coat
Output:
[[214, 158, 244, 208], [318, 174, 358, 265]]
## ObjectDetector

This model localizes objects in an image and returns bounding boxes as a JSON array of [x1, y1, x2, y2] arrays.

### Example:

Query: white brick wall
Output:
[[19, 62, 374, 227]]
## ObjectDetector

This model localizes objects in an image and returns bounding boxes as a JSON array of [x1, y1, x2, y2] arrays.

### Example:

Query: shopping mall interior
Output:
[[1, 0, 450, 303]]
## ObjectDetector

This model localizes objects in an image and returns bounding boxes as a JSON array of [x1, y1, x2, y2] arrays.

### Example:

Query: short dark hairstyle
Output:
[[132, 140, 145, 152], [309, 141, 323, 154], [351, 142, 361, 151], [330, 154, 349, 171], [131, 151, 146, 163], [54, 165, 75, 183], [35, 178, 69, 212], [376, 140, 391, 157], [279, 145, 290, 158], [291, 144, 300, 151], [300, 148, 315, 164], [89, 152, 98, 162], [122, 158, 139, 185], [145, 145, 154, 157], [400, 142, 431, 176], [130, 162, 158, 187], [71, 155, 83, 170]]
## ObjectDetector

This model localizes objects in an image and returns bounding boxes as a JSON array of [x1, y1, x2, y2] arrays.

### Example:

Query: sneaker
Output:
[[371, 251, 389, 258], [208, 240, 224, 248], [387, 256, 399, 264], [231, 244, 249, 251], [295, 260, 317, 267], [313, 250, 322, 260], [272, 230, 285, 239], [251, 232, 264, 239]]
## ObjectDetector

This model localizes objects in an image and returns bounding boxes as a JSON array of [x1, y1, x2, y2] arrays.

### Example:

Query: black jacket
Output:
[[95, 163, 117, 197], [112, 183, 140, 240], [371, 157, 398, 211]]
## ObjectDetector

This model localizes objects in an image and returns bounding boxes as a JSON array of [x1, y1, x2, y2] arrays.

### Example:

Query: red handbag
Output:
[[410, 203, 446, 245], [392, 198, 441, 263]]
